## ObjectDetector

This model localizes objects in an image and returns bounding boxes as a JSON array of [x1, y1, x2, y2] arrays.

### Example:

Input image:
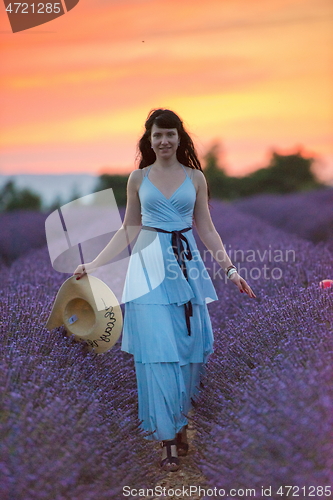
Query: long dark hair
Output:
[[136, 108, 210, 202]]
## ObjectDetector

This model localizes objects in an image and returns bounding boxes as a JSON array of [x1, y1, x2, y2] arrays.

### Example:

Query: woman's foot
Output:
[[176, 424, 189, 456], [160, 439, 180, 472]]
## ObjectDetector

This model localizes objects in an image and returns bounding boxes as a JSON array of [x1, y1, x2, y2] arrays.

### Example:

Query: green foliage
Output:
[[89, 146, 325, 207], [46, 194, 64, 213], [203, 145, 324, 200], [93, 173, 129, 207], [237, 151, 322, 197], [203, 143, 230, 199], [0, 180, 42, 212]]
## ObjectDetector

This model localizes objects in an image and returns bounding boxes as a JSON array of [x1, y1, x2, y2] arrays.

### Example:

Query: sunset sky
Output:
[[0, 0, 332, 182]]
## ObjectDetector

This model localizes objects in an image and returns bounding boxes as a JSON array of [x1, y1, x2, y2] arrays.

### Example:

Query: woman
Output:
[[74, 108, 256, 472]]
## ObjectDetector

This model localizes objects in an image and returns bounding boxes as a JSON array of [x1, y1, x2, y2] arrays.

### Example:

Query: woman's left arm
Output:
[[193, 170, 256, 299]]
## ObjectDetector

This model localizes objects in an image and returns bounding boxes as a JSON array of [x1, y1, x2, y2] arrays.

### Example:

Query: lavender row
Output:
[[0, 248, 163, 500], [232, 186, 333, 247], [0, 211, 48, 265], [191, 201, 333, 497], [0, 207, 127, 266], [196, 200, 332, 306], [194, 286, 333, 497]]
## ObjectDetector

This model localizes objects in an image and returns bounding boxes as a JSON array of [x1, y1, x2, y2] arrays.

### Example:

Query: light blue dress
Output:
[[121, 164, 218, 441]]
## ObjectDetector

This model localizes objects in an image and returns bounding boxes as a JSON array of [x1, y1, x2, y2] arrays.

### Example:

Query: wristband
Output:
[[225, 264, 237, 276], [227, 268, 238, 279]]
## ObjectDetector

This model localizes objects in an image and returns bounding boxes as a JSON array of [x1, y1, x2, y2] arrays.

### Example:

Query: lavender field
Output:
[[0, 191, 333, 499], [233, 186, 333, 247], [0, 246, 166, 500], [0, 211, 48, 265]]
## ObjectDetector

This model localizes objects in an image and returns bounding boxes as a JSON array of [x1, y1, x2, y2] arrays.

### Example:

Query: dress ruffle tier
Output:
[[121, 301, 214, 364]]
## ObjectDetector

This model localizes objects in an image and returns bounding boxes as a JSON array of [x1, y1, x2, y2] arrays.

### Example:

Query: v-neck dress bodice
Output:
[[140, 163, 195, 230], [121, 164, 218, 307]]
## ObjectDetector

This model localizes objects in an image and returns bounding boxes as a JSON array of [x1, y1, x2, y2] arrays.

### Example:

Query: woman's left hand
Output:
[[229, 272, 257, 298]]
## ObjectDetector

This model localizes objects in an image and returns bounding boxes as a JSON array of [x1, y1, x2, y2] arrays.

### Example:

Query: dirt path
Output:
[[149, 416, 208, 500]]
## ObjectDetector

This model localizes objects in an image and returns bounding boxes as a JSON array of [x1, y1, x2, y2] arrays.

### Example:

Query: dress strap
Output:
[[181, 164, 194, 180], [180, 164, 188, 177], [146, 164, 153, 178], [142, 165, 153, 178]]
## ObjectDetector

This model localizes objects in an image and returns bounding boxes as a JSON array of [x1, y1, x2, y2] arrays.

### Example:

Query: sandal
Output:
[[176, 425, 189, 457], [160, 439, 180, 472]]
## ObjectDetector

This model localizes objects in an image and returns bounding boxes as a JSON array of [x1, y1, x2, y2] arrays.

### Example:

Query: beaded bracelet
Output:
[[227, 268, 238, 279], [225, 264, 237, 276]]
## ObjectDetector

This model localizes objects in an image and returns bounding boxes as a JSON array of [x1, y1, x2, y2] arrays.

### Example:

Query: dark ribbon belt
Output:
[[141, 225, 193, 335]]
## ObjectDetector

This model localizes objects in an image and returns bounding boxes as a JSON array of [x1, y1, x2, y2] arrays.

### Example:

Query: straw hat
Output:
[[46, 274, 123, 354]]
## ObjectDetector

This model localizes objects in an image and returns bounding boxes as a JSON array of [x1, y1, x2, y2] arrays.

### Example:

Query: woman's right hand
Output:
[[73, 261, 96, 280]]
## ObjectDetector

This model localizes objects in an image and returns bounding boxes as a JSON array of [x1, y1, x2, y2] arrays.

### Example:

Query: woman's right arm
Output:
[[73, 170, 142, 279]]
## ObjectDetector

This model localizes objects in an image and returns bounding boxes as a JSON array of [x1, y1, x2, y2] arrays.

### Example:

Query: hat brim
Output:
[[46, 275, 123, 354]]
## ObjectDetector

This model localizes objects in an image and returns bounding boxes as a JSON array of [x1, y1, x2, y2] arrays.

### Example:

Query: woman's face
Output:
[[150, 123, 179, 160]]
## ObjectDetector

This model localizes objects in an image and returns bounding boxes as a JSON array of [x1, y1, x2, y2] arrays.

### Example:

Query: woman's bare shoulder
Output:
[[126, 170, 144, 196], [129, 168, 145, 177]]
